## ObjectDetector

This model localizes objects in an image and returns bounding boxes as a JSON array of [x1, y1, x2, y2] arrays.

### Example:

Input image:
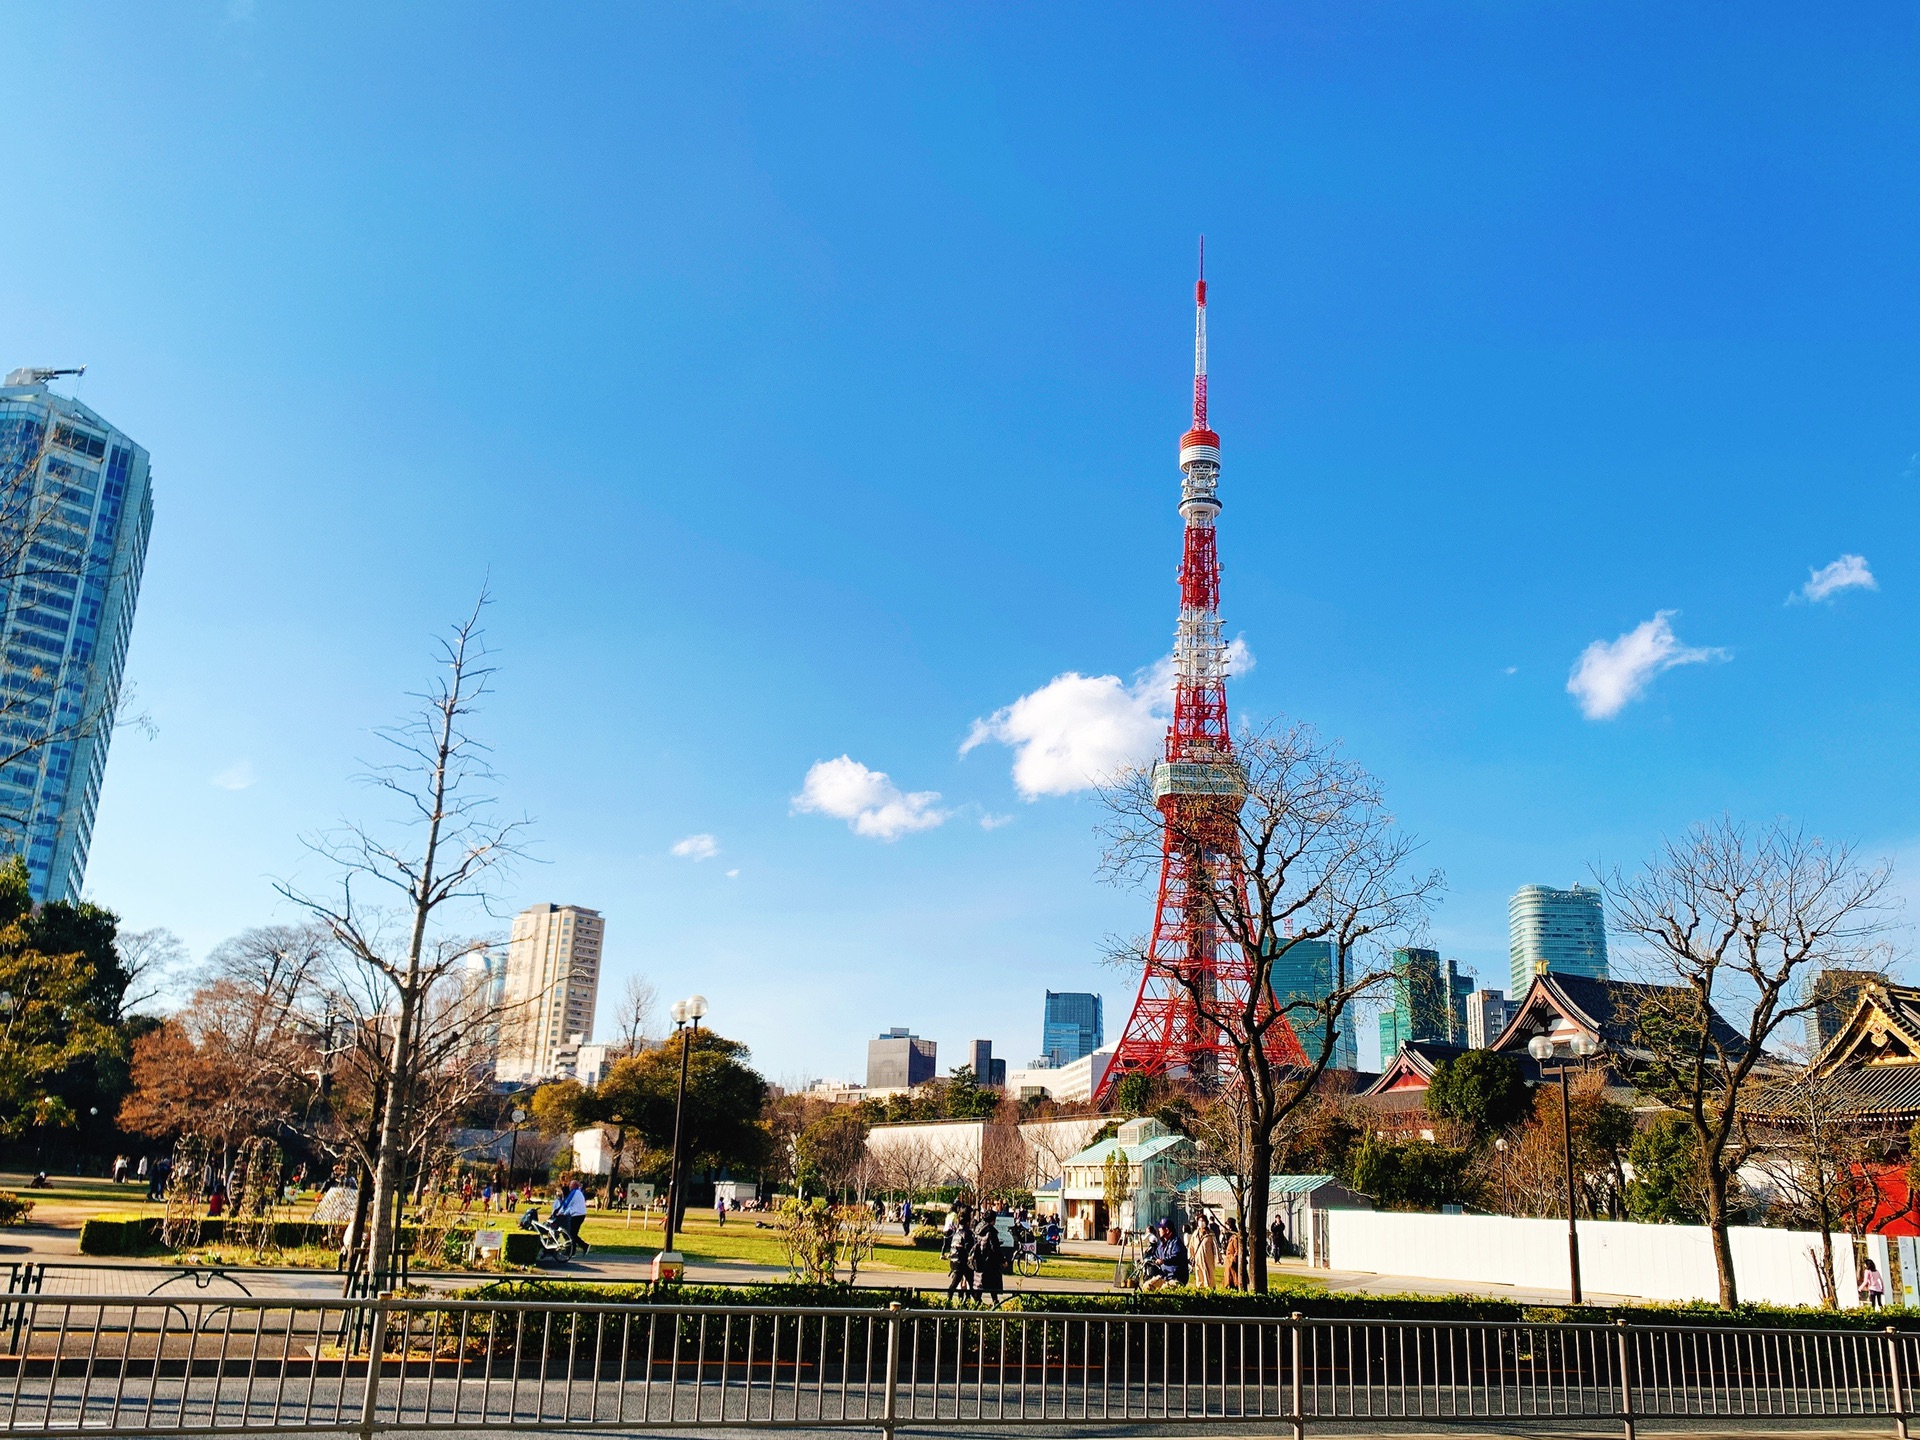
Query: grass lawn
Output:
[[576, 1210, 1119, 1285]]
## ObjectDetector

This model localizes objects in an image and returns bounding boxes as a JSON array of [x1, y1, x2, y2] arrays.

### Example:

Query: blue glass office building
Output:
[[1268, 938, 1358, 1070], [1041, 991, 1103, 1066], [0, 372, 153, 901]]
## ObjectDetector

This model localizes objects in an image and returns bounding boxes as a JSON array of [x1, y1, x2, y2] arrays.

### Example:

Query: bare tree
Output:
[[278, 597, 527, 1285], [610, 975, 660, 1058], [116, 927, 190, 1015], [1605, 817, 1898, 1308], [1099, 717, 1441, 1290], [1750, 1068, 1906, 1308]]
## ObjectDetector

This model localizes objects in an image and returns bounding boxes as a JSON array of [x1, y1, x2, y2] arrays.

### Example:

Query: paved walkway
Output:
[[4, 1219, 1614, 1306]]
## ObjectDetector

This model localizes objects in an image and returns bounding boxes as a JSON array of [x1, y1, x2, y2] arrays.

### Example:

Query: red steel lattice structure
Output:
[[1097, 248, 1307, 1101]]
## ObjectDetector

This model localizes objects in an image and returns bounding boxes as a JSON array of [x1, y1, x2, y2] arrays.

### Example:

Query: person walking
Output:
[[901, 1198, 914, 1237], [944, 1203, 977, 1301], [972, 1207, 1006, 1306], [1192, 1218, 1219, 1289], [1223, 1218, 1243, 1291], [1269, 1214, 1287, 1262], [554, 1178, 591, 1255], [1861, 1257, 1887, 1309]]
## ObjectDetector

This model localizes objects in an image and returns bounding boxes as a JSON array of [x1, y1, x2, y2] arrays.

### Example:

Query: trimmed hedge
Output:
[[79, 1217, 340, 1256], [80, 1211, 542, 1271], [458, 1276, 1920, 1333]]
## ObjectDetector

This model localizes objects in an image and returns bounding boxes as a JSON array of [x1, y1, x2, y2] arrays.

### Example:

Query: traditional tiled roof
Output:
[[1747, 979, 1920, 1122], [1361, 1041, 1473, 1097], [1491, 972, 1748, 1064]]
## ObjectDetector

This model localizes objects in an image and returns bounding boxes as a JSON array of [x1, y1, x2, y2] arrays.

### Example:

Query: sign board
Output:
[[626, 1182, 656, 1206]]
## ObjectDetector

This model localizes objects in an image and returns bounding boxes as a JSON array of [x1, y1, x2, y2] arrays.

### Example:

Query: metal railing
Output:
[[0, 1293, 1915, 1437]]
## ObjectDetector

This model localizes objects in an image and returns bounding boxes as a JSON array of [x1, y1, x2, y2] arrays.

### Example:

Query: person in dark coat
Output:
[[971, 1208, 1006, 1304], [944, 1204, 976, 1299]]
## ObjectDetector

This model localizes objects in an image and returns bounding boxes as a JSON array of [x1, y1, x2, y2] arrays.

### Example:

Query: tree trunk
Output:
[[1704, 1167, 1738, 1309], [1245, 1129, 1273, 1293], [364, 982, 418, 1287]]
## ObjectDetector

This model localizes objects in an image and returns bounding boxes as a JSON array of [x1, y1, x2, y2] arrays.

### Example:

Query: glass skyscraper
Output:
[[1041, 991, 1103, 1066], [0, 372, 153, 901], [1377, 948, 1474, 1061], [1268, 937, 1358, 1070], [1508, 884, 1609, 997]]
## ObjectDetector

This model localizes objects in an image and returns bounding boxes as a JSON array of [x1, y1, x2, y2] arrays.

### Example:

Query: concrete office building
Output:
[[1040, 991, 1103, 1066], [1508, 884, 1609, 997], [495, 904, 605, 1083], [1465, 989, 1515, 1050], [868, 1028, 937, 1090], [0, 370, 155, 900]]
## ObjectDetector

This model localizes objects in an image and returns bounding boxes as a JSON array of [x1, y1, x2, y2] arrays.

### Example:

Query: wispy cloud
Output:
[[211, 760, 257, 791], [792, 756, 948, 840], [979, 813, 1014, 831], [670, 833, 720, 861], [1567, 611, 1725, 720], [1793, 554, 1877, 604], [963, 641, 1253, 798], [725, 868, 740, 879]]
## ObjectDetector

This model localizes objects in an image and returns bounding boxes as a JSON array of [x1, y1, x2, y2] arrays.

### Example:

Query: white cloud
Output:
[[211, 760, 257, 791], [791, 756, 949, 840], [725, 868, 740, 878], [1794, 554, 1877, 604], [1566, 611, 1725, 720], [963, 640, 1254, 799], [670, 833, 720, 861], [979, 813, 1014, 830]]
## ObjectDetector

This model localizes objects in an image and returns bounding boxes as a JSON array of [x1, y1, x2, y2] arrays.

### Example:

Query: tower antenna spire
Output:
[[1193, 236, 1208, 430]]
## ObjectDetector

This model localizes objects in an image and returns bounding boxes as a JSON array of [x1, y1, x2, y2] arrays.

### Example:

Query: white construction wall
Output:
[[1325, 1209, 1875, 1309]]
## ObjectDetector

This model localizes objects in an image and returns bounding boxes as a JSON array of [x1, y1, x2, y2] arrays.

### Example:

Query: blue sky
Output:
[[8, 3, 1918, 1079]]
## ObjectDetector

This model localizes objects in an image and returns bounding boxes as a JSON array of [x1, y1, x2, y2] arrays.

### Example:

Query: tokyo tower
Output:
[[1096, 245, 1307, 1101]]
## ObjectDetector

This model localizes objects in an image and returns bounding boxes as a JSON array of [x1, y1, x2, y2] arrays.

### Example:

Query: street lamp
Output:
[[1528, 1032, 1598, 1304], [655, 994, 708, 1281], [506, 1107, 528, 1190]]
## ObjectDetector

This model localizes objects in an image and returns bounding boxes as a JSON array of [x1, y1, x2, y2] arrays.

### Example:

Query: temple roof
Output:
[[1362, 1040, 1475, 1097], [1491, 972, 1748, 1065], [1746, 979, 1920, 1123]]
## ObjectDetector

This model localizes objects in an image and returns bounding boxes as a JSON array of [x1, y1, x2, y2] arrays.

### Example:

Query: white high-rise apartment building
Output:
[[495, 903, 605, 1083]]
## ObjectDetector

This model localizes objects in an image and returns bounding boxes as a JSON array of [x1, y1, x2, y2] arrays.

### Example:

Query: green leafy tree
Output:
[[1425, 1050, 1531, 1137], [530, 1079, 586, 1139], [1349, 1132, 1478, 1211], [941, 1065, 999, 1120], [593, 1029, 772, 1185], [0, 856, 118, 1137], [1626, 1112, 1708, 1225], [1114, 1072, 1157, 1116]]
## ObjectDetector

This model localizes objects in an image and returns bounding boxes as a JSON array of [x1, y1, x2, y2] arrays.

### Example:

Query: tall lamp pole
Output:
[[1528, 1032, 1598, 1304], [654, 994, 708, 1281]]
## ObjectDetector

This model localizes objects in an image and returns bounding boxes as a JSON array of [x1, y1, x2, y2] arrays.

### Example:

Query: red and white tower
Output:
[[1097, 246, 1306, 1101]]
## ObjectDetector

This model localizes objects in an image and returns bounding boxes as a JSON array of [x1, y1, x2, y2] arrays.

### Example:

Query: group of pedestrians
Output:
[[1142, 1211, 1291, 1291], [940, 1202, 1008, 1304]]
